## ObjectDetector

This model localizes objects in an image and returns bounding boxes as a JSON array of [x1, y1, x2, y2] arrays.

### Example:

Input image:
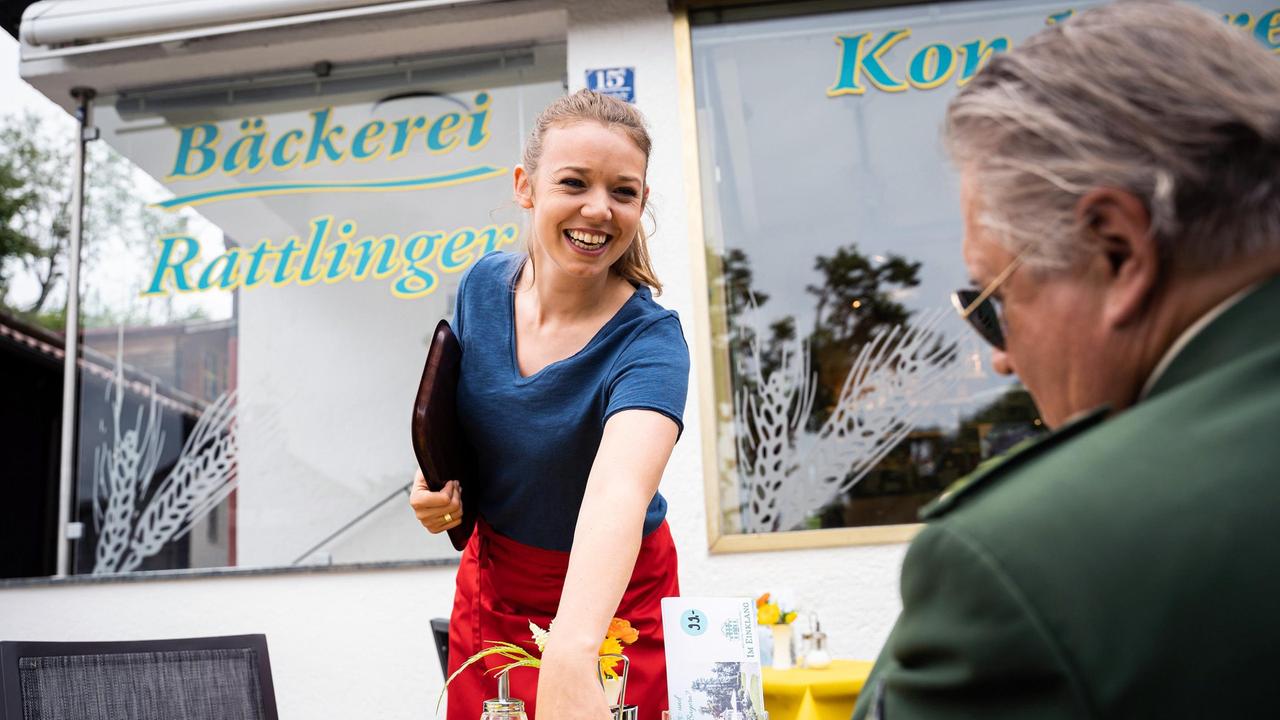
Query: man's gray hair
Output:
[[944, 0, 1280, 273]]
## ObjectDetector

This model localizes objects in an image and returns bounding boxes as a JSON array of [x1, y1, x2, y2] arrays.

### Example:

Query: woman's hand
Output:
[[535, 641, 612, 720], [409, 470, 462, 534]]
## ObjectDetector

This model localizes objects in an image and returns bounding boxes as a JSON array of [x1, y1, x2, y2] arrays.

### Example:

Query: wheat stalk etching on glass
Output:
[[92, 342, 238, 574], [735, 309, 962, 533]]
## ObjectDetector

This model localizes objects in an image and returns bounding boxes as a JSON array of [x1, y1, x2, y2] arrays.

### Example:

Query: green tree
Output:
[[804, 246, 923, 428], [0, 156, 38, 299], [0, 111, 75, 319], [0, 110, 193, 329], [807, 247, 920, 353]]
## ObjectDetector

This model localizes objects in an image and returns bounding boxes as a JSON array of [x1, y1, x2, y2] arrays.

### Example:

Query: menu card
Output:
[[661, 597, 766, 720]]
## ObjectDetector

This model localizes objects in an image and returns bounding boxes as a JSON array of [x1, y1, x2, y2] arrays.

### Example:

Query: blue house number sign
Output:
[[586, 67, 635, 103]]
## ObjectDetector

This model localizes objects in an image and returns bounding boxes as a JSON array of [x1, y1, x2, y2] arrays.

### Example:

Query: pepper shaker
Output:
[[805, 618, 831, 670]]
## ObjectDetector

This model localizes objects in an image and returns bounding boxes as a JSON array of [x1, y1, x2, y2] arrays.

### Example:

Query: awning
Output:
[[19, 0, 496, 49], [16, 0, 565, 114]]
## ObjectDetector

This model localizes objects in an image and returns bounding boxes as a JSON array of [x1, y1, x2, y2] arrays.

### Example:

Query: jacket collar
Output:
[[918, 404, 1109, 521], [1145, 274, 1280, 401]]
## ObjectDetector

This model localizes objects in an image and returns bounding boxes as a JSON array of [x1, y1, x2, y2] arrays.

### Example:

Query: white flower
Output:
[[529, 620, 551, 653]]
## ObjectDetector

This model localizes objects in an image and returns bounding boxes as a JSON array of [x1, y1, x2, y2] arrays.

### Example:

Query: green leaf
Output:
[[435, 641, 542, 715]]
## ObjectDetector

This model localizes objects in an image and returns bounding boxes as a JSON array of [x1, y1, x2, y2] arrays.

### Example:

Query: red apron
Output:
[[447, 517, 679, 720]]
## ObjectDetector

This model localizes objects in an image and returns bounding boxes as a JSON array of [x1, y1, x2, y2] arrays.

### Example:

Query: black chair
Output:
[[0, 633, 279, 720], [430, 618, 450, 680]]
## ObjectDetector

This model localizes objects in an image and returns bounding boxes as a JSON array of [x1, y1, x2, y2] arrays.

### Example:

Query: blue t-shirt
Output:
[[453, 251, 690, 551]]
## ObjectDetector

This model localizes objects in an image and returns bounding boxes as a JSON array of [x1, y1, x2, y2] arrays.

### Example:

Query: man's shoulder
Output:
[[940, 419, 1259, 543], [931, 324, 1280, 532], [915, 341, 1280, 629], [919, 406, 1108, 522], [904, 361, 1280, 715]]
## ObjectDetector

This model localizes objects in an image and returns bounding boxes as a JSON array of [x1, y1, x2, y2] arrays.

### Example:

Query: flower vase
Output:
[[756, 624, 774, 667], [770, 624, 794, 670]]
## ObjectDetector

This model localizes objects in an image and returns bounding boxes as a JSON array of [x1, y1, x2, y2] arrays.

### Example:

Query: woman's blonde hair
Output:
[[522, 89, 663, 294]]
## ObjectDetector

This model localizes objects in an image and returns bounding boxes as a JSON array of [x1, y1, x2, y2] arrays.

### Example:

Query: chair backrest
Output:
[[429, 618, 450, 681], [0, 634, 279, 720]]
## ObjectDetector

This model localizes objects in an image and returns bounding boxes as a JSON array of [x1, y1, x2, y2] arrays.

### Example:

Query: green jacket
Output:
[[852, 275, 1280, 719]]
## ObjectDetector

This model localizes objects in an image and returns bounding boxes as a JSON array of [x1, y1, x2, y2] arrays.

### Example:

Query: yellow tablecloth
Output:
[[762, 660, 874, 720]]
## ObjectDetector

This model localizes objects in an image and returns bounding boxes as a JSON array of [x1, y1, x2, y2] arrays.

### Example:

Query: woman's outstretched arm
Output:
[[534, 408, 679, 720]]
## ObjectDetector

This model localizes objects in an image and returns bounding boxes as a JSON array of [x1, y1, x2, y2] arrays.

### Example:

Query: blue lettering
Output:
[[907, 43, 956, 90], [441, 229, 478, 270], [144, 236, 201, 294], [299, 216, 333, 283], [351, 121, 387, 160], [1046, 10, 1075, 25], [198, 250, 242, 290], [957, 37, 1010, 86], [1256, 10, 1280, 51], [827, 30, 912, 96], [427, 114, 462, 153], [351, 236, 400, 279], [168, 125, 219, 179], [467, 92, 491, 149], [394, 232, 442, 298], [304, 109, 346, 164], [271, 129, 304, 168]]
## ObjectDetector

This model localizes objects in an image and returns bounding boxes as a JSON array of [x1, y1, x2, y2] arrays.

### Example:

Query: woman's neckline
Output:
[[506, 255, 643, 382]]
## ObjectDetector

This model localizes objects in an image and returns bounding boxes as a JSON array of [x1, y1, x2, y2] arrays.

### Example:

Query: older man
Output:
[[852, 2, 1280, 718]]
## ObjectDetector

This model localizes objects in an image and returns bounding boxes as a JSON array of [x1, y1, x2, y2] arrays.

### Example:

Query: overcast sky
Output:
[[1, 33, 72, 128]]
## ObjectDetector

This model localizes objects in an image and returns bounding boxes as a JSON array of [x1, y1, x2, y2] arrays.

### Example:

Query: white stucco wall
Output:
[[562, 0, 908, 664], [1, 2, 908, 718]]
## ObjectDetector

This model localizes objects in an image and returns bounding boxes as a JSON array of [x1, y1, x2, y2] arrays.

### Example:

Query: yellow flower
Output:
[[519, 617, 640, 681], [757, 602, 781, 625], [598, 636, 625, 679], [783, 612, 797, 624]]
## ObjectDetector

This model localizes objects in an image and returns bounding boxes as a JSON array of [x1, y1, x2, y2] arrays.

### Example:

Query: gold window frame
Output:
[[672, 8, 922, 554]]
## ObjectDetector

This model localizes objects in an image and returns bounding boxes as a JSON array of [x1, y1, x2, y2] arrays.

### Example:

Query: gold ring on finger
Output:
[[443, 512, 453, 523]]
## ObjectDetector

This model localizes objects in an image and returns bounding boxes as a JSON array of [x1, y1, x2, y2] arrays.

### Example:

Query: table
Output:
[[761, 660, 875, 720]]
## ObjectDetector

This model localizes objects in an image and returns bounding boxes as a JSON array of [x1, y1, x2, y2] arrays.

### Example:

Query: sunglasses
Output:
[[951, 253, 1025, 350]]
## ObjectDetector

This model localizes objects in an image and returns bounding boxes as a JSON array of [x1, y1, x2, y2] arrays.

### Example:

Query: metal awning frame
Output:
[[20, 0, 508, 60]]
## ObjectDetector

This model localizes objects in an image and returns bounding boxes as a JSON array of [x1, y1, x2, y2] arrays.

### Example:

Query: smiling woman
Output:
[[408, 89, 689, 720], [514, 119, 650, 304], [514, 89, 662, 294]]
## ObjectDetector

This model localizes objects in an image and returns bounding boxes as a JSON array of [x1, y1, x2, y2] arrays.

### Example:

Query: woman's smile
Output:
[[563, 227, 613, 255]]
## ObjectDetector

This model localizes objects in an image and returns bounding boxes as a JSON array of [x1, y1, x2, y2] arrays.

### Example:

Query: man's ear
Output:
[[514, 165, 533, 209], [1077, 188, 1158, 328]]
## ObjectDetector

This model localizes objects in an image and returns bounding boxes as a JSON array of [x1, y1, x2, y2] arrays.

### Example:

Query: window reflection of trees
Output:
[[719, 245, 1043, 533]]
